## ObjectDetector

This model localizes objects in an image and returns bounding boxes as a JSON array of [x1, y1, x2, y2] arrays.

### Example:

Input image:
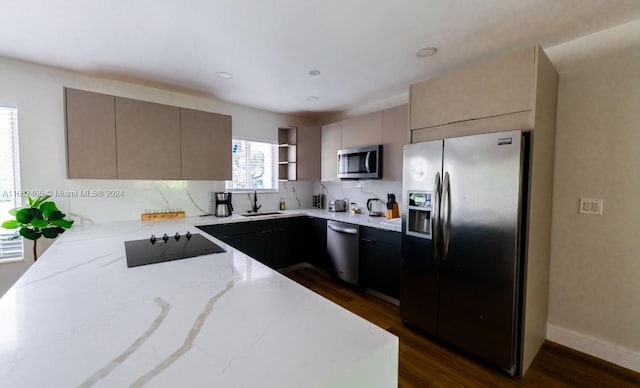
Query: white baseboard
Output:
[[546, 324, 640, 372]]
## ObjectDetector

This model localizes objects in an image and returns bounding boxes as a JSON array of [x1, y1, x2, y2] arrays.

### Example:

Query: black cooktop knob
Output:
[[186, 231, 192, 240], [174, 232, 181, 241], [162, 233, 169, 243], [150, 235, 157, 244]]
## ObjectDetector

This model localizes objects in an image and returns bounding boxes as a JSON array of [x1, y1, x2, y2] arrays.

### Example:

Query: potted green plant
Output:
[[1, 195, 74, 261]]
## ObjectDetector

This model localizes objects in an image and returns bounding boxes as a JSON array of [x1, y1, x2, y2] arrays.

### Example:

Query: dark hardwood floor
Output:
[[285, 267, 639, 387]]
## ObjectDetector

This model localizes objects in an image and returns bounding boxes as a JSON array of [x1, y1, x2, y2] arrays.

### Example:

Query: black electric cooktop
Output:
[[125, 232, 226, 268]]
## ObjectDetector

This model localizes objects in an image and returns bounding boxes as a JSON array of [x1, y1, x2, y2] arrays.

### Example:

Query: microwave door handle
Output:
[[365, 151, 372, 173]]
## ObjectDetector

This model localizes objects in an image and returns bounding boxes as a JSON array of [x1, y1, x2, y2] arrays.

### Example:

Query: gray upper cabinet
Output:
[[296, 126, 321, 181], [115, 97, 181, 180], [382, 104, 408, 181], [341, 111, 383, 149], [65, 89, 232, 180], [64, 88, 117, 179], [320, 106, 408, 182], [410, 48, 535, 130], [181, 108, 231, 180], [321, 121, 341, 181]]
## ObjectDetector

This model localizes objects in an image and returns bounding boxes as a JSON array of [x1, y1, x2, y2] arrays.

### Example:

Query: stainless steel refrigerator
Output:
[[400, 130, 529, 375]]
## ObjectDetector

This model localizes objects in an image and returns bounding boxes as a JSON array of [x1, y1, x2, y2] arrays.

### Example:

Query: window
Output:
[[226, 139, 278, 191], [0, 107, 22, 261]]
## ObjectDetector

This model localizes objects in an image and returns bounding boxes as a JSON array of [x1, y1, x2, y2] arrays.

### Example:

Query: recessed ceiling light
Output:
[[307, 96, 319, 102], [216, 71, 232, 79], [416, 47, 438, 58], [309, 69, 321, 76]]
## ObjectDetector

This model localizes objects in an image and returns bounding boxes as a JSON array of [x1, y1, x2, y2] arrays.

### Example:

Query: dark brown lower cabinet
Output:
[[198, 217, 306, 270], [199, 218, 402, 300], [359, 226, 402, 299]]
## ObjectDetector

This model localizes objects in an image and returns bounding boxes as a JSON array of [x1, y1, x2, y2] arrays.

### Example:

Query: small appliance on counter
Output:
[[328, 199, 348, 212], [312, 194, 324, 209], [214, 192, 233, 217], [366, 198, 385, 217]]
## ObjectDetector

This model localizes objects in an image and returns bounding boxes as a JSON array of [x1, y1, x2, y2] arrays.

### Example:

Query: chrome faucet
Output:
[[252, 190, 262, 213]]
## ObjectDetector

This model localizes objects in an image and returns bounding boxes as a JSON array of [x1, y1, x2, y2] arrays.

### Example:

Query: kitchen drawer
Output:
[[197, 223, 245, 238], [360, 226, 401, 246]]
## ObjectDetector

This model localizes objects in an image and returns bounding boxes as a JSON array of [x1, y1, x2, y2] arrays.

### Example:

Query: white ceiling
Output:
[[1, 1, 639, 118]]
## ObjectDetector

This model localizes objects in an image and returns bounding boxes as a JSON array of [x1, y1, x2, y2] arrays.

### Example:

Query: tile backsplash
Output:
[[313, 180, 402, 212]]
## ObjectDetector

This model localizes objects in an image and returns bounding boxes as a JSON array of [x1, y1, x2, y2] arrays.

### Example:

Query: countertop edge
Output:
[[189, 209, 402, 233]]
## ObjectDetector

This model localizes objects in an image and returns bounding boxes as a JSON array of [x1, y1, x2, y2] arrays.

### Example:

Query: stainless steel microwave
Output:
[[337, 145, 382, 179]]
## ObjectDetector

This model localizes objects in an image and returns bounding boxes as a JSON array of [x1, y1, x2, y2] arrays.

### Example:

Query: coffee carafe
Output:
[[215, 192, 233, 217]]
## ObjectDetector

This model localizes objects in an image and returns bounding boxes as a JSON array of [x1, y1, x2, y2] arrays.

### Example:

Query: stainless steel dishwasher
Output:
[[326, 220, 360, 286]]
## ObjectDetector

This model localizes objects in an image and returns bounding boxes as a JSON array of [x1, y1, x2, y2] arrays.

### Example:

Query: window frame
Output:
[[225, 138, 279, 193], [0, 106, 23, 264]]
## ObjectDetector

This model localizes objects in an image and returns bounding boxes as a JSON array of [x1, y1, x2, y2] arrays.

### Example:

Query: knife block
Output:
[[386, 203, 400, 219]]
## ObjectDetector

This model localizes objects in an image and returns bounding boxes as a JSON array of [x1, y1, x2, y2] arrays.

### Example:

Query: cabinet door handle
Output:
[[360, 238, 375, 243], [260, 230, 273, 234]]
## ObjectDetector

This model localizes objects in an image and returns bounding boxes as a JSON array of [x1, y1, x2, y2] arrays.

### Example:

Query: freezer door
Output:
[[400, 140, 443, 334], [438, 130, 523, 371]]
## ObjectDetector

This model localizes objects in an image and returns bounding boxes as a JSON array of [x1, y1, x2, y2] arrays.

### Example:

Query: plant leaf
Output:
[[40, 202, 58, 218], [31, 218, 49, 228], [28, 208, 43, 218], [32, 195, 51, 208], [49, 210, 64, 221], [1, 220, 21, 229], [16, 209, 35, 224], [27, 196, 34, 207], [52, 219, 73, 228], [42, 227, 59, 239], [8, 207, 20, 216], [19, 227, 41, 240]]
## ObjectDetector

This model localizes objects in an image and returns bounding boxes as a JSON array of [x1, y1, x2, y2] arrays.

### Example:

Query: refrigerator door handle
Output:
[[432, 172, 441, 259], [441, 171, 452, 259]]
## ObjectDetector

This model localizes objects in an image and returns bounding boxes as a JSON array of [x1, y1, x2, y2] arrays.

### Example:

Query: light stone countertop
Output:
[[190, 208, 402, 232], [0, 217, 398, 387]]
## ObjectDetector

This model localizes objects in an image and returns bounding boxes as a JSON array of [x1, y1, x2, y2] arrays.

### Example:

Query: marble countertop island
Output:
[[0, 218, 398, 387]]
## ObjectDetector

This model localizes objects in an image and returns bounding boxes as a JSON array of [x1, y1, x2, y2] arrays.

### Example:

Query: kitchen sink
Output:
[[239, 211, 283, 217]]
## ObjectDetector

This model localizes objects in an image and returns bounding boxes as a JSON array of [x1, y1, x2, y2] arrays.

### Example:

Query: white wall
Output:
[[0, 56, 314, 296], [547, 48, 640, 372]]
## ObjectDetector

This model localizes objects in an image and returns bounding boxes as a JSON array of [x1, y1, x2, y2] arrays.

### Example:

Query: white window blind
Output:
[[0, 107, 22, 261], [226, 139, 278, 191]]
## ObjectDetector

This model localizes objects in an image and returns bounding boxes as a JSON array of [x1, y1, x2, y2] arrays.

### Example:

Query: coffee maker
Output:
[[215, 192, 233, 217]]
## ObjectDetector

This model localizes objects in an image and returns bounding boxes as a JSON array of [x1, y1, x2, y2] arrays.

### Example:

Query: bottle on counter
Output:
[[280, 199, 286, 210]]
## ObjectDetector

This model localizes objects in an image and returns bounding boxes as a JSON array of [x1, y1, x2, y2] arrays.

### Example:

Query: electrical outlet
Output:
[[579, 198, 603, 215]]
